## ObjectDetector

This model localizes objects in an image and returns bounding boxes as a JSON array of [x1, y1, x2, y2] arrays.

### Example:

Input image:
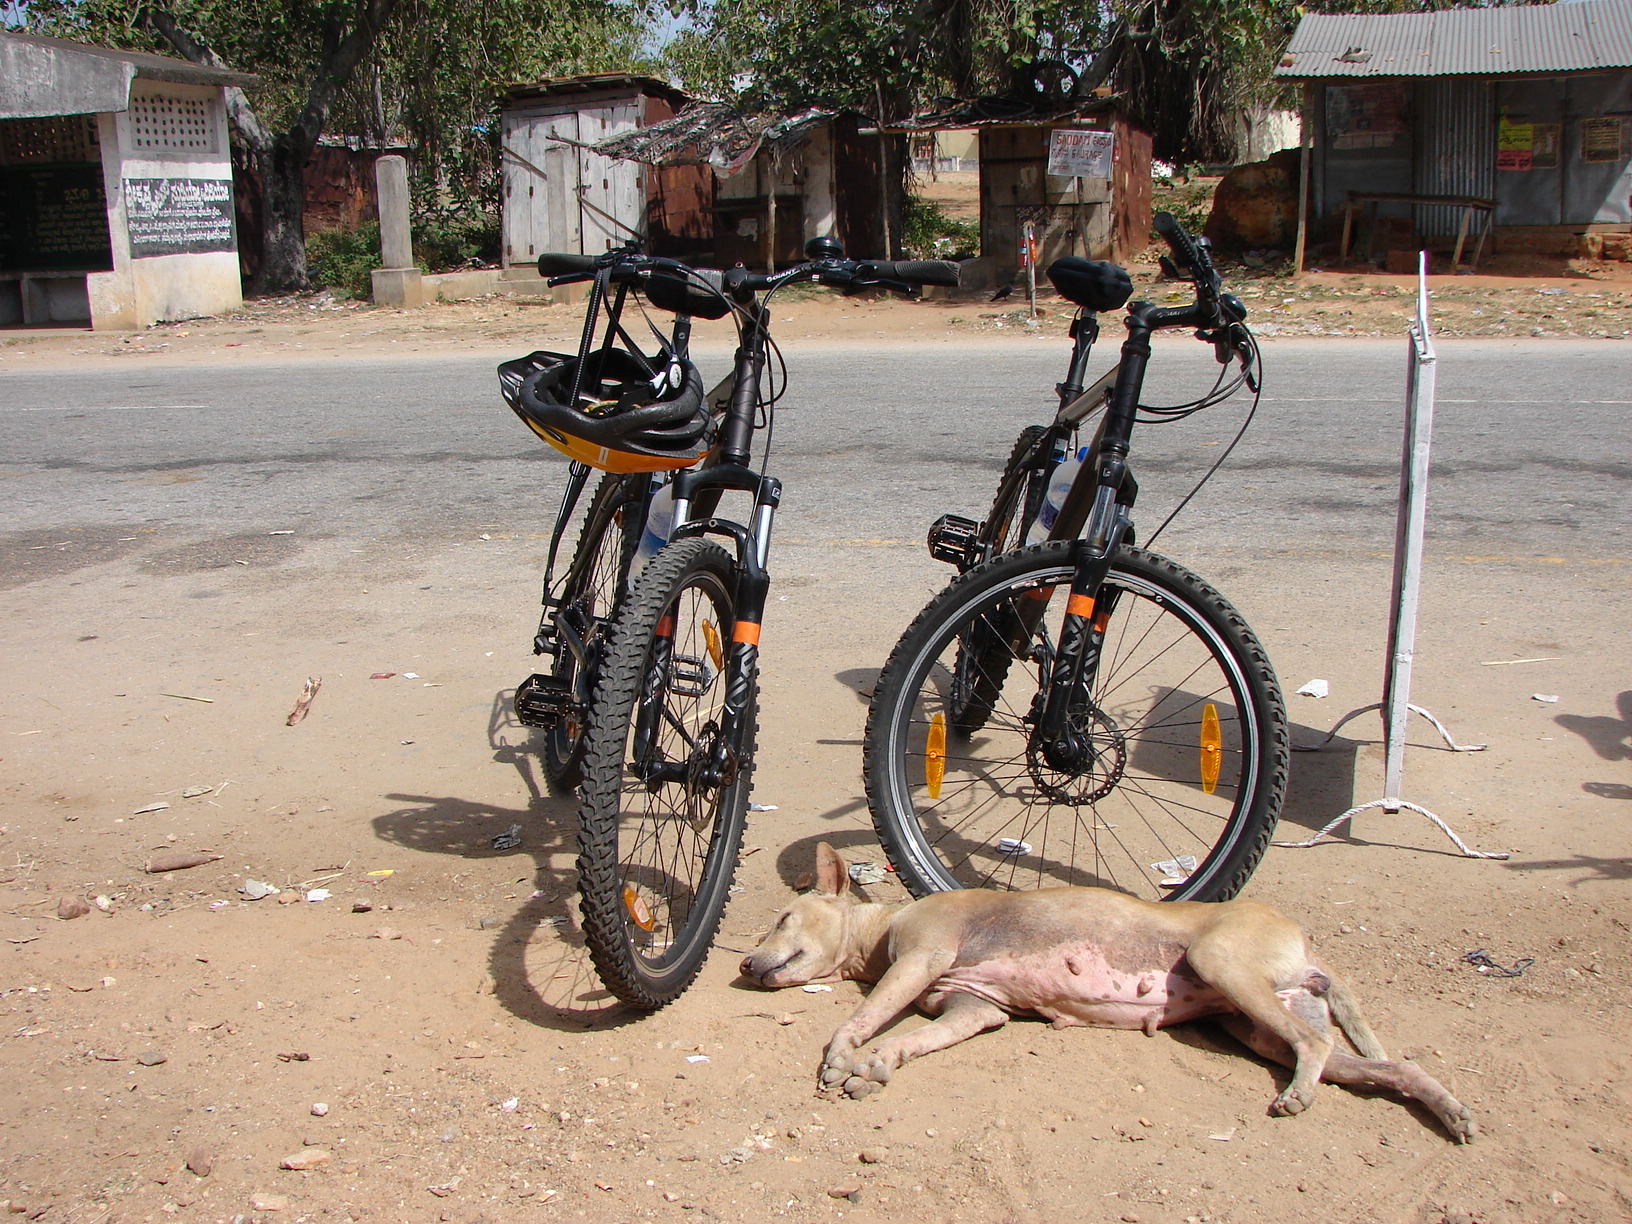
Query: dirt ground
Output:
[[2, 288, 1630, 1224]]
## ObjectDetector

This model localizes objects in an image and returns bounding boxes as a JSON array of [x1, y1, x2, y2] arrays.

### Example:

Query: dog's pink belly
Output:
[[930, 945, 1227, 1030]]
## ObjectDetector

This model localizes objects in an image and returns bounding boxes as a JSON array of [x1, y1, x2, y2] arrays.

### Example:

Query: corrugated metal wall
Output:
[[1413, 79, 1495, 236]]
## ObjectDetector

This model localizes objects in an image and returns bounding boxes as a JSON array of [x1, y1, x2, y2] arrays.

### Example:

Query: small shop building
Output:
[[884, 97, 1154, 280], [591, 103, 904, 267], [1278, 0, 1632, 262], [1, 30, 253, 329], [497, 73, 713, 267]]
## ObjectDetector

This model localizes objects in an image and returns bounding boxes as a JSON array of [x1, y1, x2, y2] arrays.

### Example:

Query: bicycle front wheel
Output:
[[865, 543, 1287, 903], [576, 538, 754, 1008]]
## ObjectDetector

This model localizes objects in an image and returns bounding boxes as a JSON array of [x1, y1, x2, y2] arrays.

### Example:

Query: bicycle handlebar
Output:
[[536, 252, 601, 277], [855, 259, 962, 288]]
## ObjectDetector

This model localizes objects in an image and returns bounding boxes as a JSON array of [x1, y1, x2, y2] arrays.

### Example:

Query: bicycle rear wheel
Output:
[[530, 474, 639, 791], [576, 538, 754, 1008], [947, 425, 1056, 731], [865, 543, 1287, 903]]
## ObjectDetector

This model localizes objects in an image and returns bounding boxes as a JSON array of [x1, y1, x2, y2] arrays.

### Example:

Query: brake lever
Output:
[[1157, 254, 1193, 282]]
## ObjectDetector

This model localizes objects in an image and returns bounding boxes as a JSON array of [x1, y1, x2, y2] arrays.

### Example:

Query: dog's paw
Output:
[[1269, 1085, 1314, 1117], [1445, 1105, 1477, 1145], [819, 1049, 856, 1091], [843, 1074, 883, 1099], [839, 1052, 892, 1099]]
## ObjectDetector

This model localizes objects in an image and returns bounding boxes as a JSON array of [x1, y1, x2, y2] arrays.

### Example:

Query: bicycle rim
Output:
[[577, 538, 753, 1008], [866, 544, 1286, 903]]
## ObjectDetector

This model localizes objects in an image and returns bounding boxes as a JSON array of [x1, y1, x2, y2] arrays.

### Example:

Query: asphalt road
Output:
[[1, 338, 1628, 565]]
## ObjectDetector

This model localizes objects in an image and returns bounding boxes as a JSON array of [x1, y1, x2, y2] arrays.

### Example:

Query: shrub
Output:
[[305, 209, 501, 300], [902, 196, 980, 260], [306, 222, 382, 300]]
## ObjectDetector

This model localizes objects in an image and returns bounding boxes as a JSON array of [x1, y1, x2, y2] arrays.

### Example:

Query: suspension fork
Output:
[[1025, 321, 1153, 766], [635, 468, 780, 790]]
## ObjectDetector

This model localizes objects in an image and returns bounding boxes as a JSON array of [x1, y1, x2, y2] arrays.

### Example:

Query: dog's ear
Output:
[[813, 842, 848, 896]]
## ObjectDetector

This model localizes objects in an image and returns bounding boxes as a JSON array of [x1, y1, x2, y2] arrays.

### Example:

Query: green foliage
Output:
[[902, 196, 979, 260], [413, 206, 501, 271], [19, 0, 651, 210], [306, 208, 502, 299], [306, 223, 383, 300]]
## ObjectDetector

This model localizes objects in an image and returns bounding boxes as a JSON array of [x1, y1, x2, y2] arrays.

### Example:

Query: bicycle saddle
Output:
[[1047, 258, 1133, 313]]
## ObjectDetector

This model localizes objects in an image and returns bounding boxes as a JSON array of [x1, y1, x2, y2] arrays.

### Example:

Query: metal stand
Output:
[[1277, 254, 1508, 861]]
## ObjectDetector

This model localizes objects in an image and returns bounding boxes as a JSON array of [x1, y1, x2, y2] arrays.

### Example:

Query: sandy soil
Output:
[[2, 292, 1630, 1224]]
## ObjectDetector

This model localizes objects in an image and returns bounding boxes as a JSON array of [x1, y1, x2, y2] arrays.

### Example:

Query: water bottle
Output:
[[635, 476, 677, 567], [1025, 446, 1088, 545]]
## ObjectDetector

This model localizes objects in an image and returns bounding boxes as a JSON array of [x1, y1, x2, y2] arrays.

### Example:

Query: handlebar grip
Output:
[[857, 259, 962, 288], [536, 252, 600, 277], [1152, 212, 1213, 279]]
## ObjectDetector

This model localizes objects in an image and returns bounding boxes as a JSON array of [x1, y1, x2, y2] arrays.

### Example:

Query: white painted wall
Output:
[[88, 80, 242, 329]]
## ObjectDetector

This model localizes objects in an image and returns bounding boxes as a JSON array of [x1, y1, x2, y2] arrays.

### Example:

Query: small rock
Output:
[[277, 892, 299, 905], [58, 896, 92, 920], [827, 1182, 862, 1200], [477, 915, 500, 930], [858, 1147, 887, 1164], [92, 895, 113, 912], [1121, 1215, 1140, 1223], [1137, 1117, 1152, 1127], [279, 1149, 331, 1171], [372, 927, 402, 941], [250, 1193, 289, 1212], [180, 786, 213, 798], [136, 1050, 167, 1066], [185, 1148, 213, 1177], [311, 1103, 330, 1117], [145, 851, 222, 873], [351, 901, 372, 913]]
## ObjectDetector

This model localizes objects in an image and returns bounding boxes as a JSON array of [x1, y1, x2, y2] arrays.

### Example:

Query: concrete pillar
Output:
[[371, 153, 425, 306]]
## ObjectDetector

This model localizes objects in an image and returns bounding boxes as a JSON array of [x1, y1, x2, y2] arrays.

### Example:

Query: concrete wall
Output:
[[88, 81, 242, 329]]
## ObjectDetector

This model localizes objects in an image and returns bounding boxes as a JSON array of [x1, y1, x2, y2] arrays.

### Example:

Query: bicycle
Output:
[[499, 246, 734, 791], [517, 239, 960, 1009], [863, 213, 1290, 905]]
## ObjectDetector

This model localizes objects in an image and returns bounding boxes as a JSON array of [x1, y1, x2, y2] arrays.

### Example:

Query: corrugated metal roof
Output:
[[1277, 0, 1632, 78]]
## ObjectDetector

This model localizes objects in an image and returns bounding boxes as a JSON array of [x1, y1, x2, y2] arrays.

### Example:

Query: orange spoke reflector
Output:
[[623, 883, 655, 931], [703, 620, 724, 670], [925, 712, 947, 800], [1200, 703, 1222, 794]]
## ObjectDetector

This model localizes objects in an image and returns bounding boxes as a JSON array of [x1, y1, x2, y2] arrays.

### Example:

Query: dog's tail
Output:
[[1317, 959, 1387, 1060]]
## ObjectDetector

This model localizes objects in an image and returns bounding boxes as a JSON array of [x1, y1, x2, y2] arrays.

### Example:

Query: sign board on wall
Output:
[[0, 163, 113, 273], [124, 177, 236, 257], [1047, 129, 1115, 178], [1326, 83, 1407, 149]]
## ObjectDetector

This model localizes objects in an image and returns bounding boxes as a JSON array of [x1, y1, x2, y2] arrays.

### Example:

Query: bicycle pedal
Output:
[[927, 513, 980, 568], [667, 653, 714, 697], [514, 673, 574, 728]]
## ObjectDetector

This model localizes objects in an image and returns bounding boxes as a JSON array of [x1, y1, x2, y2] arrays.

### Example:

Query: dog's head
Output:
[[740, 842, 858, 989]]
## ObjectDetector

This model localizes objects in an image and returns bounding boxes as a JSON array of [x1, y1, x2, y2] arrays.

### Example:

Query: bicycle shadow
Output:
[[368, 688, 641, 1033]]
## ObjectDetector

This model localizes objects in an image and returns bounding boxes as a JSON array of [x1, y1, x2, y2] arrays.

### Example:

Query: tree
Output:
[[666, 0, 1542, 165], [21, 0, 649, 293]]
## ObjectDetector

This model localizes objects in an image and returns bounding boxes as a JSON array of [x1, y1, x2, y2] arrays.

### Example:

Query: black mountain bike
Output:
[[863, 213, 1289, 904], [501, 247, 735, 791], [552, 241, 960, 1008]]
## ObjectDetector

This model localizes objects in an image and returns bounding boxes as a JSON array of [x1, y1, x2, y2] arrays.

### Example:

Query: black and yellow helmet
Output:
[[499, 346, 710, 473]]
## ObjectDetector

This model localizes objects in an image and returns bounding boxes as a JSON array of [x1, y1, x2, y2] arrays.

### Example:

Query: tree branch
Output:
[[139, 6, 273, 150]]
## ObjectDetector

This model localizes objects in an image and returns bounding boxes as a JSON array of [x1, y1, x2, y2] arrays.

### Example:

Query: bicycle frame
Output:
[[1025, 295, 1229, 765], [628, 297, 781, 792]]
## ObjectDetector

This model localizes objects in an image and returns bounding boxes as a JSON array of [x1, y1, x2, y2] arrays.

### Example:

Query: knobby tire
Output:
[[576, 538, 755, 1008], [865, 543, 1288, 904]]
